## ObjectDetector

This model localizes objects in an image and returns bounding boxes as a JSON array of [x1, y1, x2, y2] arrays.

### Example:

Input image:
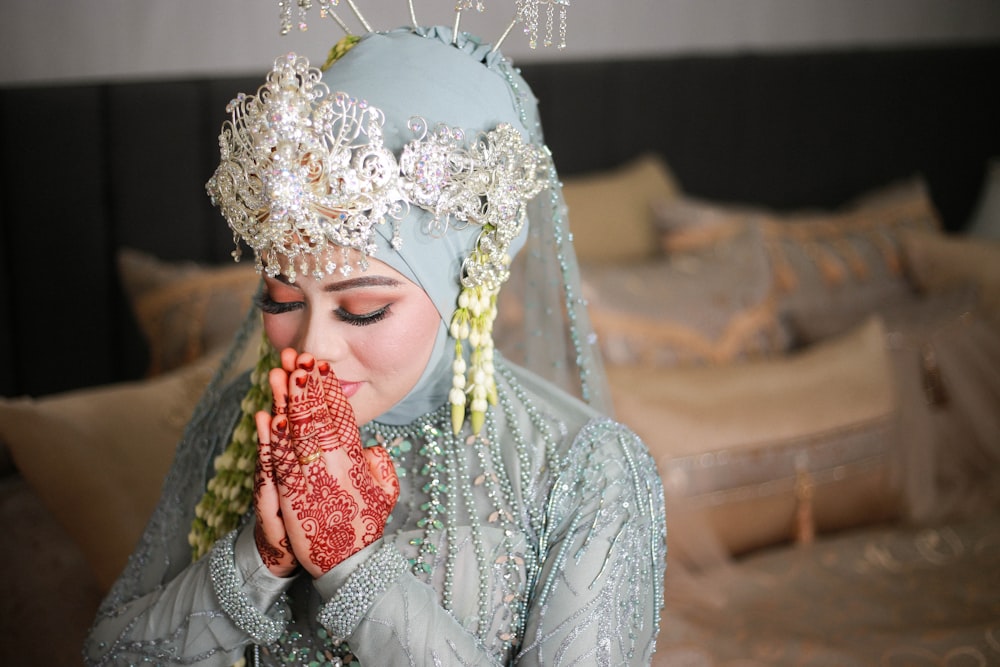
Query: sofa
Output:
[[2, 44, 999, 665]]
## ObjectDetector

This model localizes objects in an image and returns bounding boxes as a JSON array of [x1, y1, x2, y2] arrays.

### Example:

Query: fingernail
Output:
[[318, 361, 330, 375], [299, 358, 315, 372], [295, 374, 308, 388]]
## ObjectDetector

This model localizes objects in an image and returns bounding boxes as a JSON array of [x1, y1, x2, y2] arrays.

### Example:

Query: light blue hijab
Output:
[[321, 27, 535, 424]]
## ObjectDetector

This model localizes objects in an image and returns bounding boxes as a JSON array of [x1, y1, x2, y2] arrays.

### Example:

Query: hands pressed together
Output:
[[253, 348, 400, 578]]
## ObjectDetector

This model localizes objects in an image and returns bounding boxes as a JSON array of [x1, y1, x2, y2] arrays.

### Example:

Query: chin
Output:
[[346, 394, 377, 426]]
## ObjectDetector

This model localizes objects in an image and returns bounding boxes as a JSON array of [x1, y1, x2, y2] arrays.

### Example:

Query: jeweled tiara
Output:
[[205, 52, 548, 285]]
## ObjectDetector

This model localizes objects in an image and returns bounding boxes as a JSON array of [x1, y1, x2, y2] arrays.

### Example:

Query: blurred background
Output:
[[2, 0, 1000, 84], [2, 4, 1000, 665]]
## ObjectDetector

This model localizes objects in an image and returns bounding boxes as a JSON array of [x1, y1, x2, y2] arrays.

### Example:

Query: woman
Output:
[[86, 13, 665, 667]]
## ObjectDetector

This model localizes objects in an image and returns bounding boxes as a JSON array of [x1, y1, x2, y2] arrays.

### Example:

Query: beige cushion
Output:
[[654, 178, 942, 344], [583, 224, 791, 367], [901, 229, 1000, 317], [119, 248, 260, 375], [608, 317, 899, 560], [763, 179, 941, 342], [563, 154, 679, 263], [653, 196, 764, 254], [0, 358, 216, 591]]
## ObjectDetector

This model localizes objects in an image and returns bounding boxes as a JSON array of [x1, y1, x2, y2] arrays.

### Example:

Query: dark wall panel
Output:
[[1, 44, 998, 397]]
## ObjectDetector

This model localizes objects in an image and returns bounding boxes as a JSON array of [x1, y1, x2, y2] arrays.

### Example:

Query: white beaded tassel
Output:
[[512, 0, 568, 50], [280, 0, 372, 35], [281, 0, 568, 52]]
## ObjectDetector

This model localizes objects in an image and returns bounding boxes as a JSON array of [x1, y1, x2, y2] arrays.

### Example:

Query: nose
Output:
[[297, 310, 349, 363]]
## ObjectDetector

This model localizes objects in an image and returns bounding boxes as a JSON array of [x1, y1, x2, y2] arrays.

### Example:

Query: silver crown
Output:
[[206, 52, 548, 285]]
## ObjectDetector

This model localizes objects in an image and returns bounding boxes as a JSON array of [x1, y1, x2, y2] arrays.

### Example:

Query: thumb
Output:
[[363, 445, 400, 500]]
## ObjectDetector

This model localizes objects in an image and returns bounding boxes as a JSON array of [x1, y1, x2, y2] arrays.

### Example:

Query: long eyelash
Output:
[[254, 293, 303, 315], [337, 305, 390, 326]]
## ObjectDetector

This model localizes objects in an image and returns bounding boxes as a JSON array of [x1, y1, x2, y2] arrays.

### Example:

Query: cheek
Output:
[[262, 313, 298, 350], [365, 304, 441, 378]]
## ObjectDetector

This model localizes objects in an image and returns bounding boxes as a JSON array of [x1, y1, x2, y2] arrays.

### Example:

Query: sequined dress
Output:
[[84, 358, 666, 666]]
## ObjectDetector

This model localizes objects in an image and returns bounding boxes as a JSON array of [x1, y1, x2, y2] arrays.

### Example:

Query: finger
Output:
[[295, 351, 316, 373], [255, 407, 271, 446], [317, 358, 336, 395], [317, 362, 362, 452], [269, 408, 304, 493], [287, 367, 349, 464], [280, 347, 298, 373], [253, 412, 274, 505], [252, 435, 281, 528], [287, 367, 323, 450], [254, 412, 297, 575], [269, 367, 290, 417], [363, 445, 401, 504]]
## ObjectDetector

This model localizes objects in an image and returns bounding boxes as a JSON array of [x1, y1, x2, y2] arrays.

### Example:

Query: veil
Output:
[[95, 23, 614, 616]]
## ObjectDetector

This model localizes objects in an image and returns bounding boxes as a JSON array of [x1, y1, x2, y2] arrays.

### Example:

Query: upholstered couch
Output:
[[564, 155, 1000, 664], [2, 45, 999, 665]]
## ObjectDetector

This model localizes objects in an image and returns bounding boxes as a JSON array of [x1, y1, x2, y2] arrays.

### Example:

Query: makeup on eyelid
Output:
[[259, 257, 441, 425]]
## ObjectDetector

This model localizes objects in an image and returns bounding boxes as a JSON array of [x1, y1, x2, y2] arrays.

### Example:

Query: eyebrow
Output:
[[325, 275, 403, 292], [275, 274, 402, 292]]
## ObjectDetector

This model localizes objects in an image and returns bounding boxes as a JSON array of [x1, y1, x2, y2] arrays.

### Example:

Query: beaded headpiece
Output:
[[207, 1, 574, 434], [206, 54, 547, 287]]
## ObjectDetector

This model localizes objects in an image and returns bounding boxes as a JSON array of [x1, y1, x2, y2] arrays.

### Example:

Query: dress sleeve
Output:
[[84, 523, 293, 666], [313, 540, 504, 666], [314, 419, 666, 667], [516, 419, 667, 665]]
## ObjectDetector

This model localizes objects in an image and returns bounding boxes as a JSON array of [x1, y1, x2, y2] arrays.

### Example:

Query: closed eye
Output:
[[254, 293, 303, 315], [336, 305, 391, 326]]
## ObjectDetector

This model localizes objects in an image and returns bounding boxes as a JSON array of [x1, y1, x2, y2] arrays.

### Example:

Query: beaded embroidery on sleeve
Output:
[[316, 542, 409, 642], [210, 530, 289, 645]]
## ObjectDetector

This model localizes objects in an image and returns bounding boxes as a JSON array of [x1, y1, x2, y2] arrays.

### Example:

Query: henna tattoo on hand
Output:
[[271, 415, 307, 494], [359, 447, 401, 546], [271, 351, 400, 572], [253, 423, 299, 575], [255, 523, 291, 570], [292, 466, 360, 571]]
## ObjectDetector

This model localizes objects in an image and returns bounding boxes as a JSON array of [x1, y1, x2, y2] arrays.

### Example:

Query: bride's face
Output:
[[258, 255, 442, 425]]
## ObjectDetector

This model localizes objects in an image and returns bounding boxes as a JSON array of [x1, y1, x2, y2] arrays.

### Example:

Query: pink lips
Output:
[[338, 381, 362, 399]]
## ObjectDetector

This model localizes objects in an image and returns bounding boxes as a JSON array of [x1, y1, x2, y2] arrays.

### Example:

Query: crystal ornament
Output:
[[207, 54, 547, 284], [516, 0, 568, 49], [284, 0, 570, 51]]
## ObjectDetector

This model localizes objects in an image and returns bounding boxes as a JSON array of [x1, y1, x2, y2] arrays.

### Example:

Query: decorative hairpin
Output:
[[279, 0, 570, 51], [206, 53, 548, 433]]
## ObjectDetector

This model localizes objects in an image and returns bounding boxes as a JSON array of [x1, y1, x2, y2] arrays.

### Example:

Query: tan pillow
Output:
[[563, 154, 679, 263], [118, 248, 260, 375], [608, 317, 900, 561], [900, 229, 1000, 317], [583, 225, 791, 367], [653, 196, 765, 254], [0, 358, 217, 591], [654, 178, 942, 344], [760, 178, 941, 342]]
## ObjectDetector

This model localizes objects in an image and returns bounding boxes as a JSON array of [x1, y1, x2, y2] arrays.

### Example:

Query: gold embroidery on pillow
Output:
[[760, 190, 939, 296], [589, 297, 783, 366]]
